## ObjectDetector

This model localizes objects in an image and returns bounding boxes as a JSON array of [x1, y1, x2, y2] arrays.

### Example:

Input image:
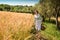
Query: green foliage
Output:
[[0, 4, 33, 13], [27, 21, 60, 40], [0, 4, 11, 11], [41, 22, 60, 40], [34, 0, 60, 22], [30, 25, 37, 34]]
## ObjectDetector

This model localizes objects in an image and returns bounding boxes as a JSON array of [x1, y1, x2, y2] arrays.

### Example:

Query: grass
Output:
[[40, 22, 60, 40], [27, 21, 60, 40]]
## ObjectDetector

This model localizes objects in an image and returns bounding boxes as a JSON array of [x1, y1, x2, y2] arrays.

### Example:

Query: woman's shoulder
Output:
[[34, 14, 37, 16], [37, 14, 40, 16], [38, 14, 40, 15]]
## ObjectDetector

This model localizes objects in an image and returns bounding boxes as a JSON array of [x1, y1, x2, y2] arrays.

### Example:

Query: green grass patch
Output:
[[41, 22, 60, 40]]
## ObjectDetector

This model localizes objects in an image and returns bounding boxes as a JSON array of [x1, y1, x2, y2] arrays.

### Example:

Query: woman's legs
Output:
[[35, 25, 41, 34], [35, 20, 42, 33], [37, 24, 41, 31]]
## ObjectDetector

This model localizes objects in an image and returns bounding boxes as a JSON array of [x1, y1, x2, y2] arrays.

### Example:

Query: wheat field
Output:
[[0, 11, 34, 40]]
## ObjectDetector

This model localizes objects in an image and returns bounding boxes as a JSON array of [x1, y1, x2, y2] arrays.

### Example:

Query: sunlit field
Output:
[[51, 17, 60, 22], [0, 11, 34, 40], [0, 11, 60, 40]]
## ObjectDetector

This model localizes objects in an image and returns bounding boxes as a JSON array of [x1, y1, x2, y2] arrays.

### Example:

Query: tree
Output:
[[39, 0, 60, 29], [50, 0, 60, 29], [0, 4, 33, 13], [35, 0, 52, 21]]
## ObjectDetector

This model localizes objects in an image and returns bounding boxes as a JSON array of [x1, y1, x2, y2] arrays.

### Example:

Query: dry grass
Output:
[[0, 11, 34, 40], [51, 17, 60, 22]]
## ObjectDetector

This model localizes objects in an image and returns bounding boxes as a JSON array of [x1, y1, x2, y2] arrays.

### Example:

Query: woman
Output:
[[34, 10, 42, 33]]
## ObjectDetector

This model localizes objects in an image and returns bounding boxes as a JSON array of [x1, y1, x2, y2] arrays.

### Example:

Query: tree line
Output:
[[0, 4, 34, 13]]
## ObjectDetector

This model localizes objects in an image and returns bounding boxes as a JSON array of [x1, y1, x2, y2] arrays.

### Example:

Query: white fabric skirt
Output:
[[35, 20, 42, 31]]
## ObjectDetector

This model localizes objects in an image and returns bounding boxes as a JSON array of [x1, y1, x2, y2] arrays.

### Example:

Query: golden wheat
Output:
[[0, 11, 34, 40]]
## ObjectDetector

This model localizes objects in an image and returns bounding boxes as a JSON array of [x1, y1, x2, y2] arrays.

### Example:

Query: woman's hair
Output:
[[33, 10, 39, 14]]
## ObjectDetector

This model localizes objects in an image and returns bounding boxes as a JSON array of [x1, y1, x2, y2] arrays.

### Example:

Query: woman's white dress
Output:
[[34, 14, 42, 31]]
